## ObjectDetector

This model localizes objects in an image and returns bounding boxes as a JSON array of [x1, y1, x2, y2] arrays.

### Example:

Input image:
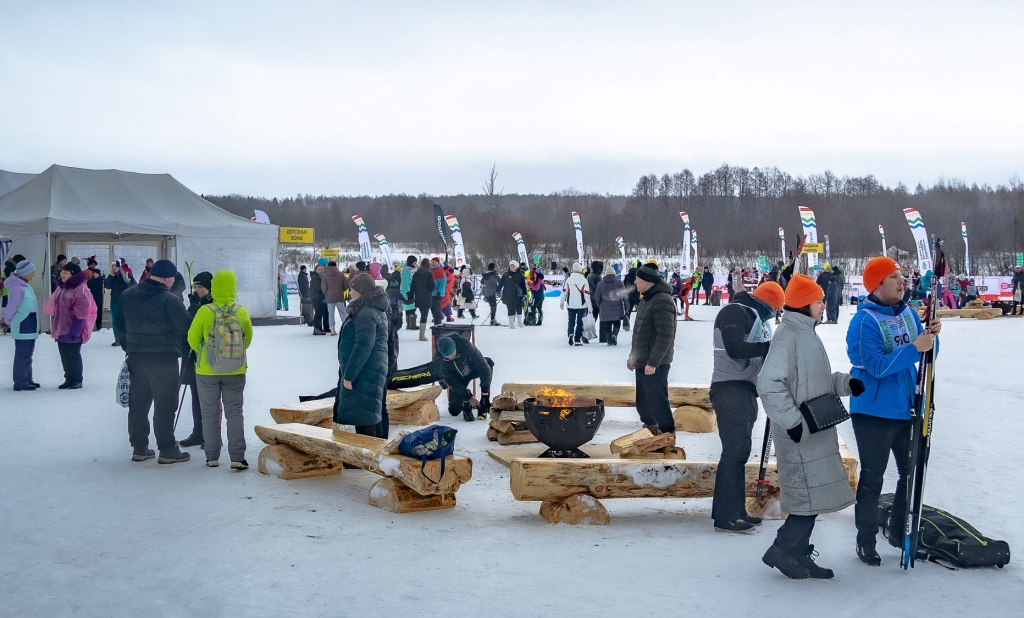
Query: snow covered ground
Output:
[[1, 297, 1020, 616]]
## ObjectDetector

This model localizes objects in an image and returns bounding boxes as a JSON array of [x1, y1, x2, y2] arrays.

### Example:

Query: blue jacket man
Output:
[[846, 256, 940, 566]]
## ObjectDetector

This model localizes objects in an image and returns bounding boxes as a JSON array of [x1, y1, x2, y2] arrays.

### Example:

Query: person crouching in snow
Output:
[[709, 281, 784, 533], [188, 271, 253, 470], [3, 260, 40, 391], [757, 274, 860, 579]]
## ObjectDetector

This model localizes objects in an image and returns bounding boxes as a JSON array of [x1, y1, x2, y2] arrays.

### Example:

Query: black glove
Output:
[[787, 423, 803, 444], [849, 378, 865, 397], [478, 393, 491, 416]]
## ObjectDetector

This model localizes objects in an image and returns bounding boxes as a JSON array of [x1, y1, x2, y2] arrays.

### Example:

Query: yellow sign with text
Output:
[[321, 249, 340, 258], [279, 227, 314, 243], [801, 243, 824, 254]]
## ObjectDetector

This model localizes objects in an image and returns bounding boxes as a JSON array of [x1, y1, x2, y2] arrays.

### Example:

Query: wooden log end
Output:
[[496, 430, 539, 445], [633, 432, 676, 454], [368, 478, 456, 513], [539, 494, 610, 525], [486, 427, 500, 442], [610, 428, 654, 454], [389, 401, 441, 426], [257, 444, 342, 480], [674, 405, 717, 433]]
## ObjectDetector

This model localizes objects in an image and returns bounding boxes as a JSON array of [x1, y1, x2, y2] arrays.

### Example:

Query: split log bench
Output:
[[488, 382, 717, 445], [270, 385, 443, 428], [256, 423, 473, 513], [935, 307, 1001, 320], [505, 440, 858, 525]]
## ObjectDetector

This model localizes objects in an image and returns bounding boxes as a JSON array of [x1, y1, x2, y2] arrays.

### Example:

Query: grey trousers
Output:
[[196, 374, 247, 462]]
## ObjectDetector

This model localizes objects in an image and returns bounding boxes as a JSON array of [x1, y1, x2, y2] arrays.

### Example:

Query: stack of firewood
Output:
[[486, 392, 538, 445]]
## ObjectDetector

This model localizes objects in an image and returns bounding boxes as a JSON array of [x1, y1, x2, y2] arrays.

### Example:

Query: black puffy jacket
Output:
[[411, 265, 435, 309], [115, 279, 191, 356]]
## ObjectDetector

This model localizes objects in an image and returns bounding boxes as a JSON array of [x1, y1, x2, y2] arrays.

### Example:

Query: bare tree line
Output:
[[204, 165, 1024, 274]]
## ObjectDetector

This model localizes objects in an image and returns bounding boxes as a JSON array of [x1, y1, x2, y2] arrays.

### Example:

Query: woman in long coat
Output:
[[334, 274, 390, 437], [42, 263, 97, 389], [756, 274, 860, 580]]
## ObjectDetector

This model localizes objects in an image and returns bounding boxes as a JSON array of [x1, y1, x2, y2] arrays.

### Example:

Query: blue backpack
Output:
[[398, 425, 458, 484]]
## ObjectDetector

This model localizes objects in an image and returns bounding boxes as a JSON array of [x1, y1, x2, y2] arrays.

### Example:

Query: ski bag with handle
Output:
[[398, 425, 457, 484], [877, 493, 1011, 568], [116, 358, 131, 408], [205, 304, 246, 373]]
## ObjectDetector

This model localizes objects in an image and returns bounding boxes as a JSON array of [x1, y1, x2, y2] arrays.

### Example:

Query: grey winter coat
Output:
[[594, 274, 627, 322], [756, 310, 855, 516]]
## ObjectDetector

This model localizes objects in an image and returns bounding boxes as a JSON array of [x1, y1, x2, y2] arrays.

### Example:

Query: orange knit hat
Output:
[[751, 281, 785, 311], [785, 274, 823, 308], [863, 256, 900, 293]]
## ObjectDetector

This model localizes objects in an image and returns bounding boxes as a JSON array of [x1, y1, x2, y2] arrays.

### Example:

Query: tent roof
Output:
[[0, 170, 36, 197], [0, 165, 278, 239]]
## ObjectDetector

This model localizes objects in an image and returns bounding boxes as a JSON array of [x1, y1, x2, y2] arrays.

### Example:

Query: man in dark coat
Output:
[[623, 260, 640, 330], [85, 257, 105, 331], [436, 335, 493, 421], [587, 260, 604, 319], [496, 260, 527, 328], [104, 260, 136, 346], [480, 263, 500, 326], [50, 254, 67, 292], [627, 267, 677, 434], [178, 271, 214, 449], [701, 266, 715, 305], [115, 259, 192, 465], [334, 274, 390, 437], [410, 258, 436, 341], [710, 282, 784, 533], [309, 264, 328, 334]]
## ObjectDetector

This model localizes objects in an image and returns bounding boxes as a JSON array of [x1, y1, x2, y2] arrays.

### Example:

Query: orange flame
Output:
[[534, 387, 578, 408]]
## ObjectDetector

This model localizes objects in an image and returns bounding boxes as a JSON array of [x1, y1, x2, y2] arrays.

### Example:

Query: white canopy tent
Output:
[[0, 170, 36, 197], [0, 165, 279, 318]]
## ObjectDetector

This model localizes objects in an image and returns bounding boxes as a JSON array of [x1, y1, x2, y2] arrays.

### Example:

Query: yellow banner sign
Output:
[[321, 249, 340, 258], [801, 243, 824, 254], [280, 227, 314, 243]]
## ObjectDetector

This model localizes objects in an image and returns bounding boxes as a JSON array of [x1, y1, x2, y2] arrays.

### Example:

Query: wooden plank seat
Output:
[[269, 385, 443, 427], [255, 423, 472, 513]]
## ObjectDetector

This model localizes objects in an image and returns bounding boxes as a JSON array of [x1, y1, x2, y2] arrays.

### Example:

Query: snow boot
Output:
[[406, 313, 417, 330], [856, 540, 881, 566], [622, 317, 630, 331], [313, 328, 326, 335], [131, 448, 155, 462], [536, 310, 543, 326], [462, 402, 475, 422], [516, 314, 524, 328], [762, 545, 810, 580], [714, 519, 756, 534], [580, 336, 589, 344], [178, 434, 203, 448], [608, 333, 617, 346], [741, 513, 763, 526], [458, 309, 465, 318], [330, 329, 337, 336], [158, 449, 191, 465], [206, 460, 219, 467], [231, 459, 249, 471], [509, 317, 516, 329], [569, 336, 575, 346], [470, 309, 478, 319], [419, 324, 428, 341], [796, 545, 834, 579]]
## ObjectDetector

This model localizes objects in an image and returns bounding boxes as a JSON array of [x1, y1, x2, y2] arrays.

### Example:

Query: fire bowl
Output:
[[523, 396, 605, 458]]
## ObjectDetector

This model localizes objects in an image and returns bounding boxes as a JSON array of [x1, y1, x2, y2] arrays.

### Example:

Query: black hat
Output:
[[355, 260, 367, 272], [487, 262, 496, 271], [635, 266, 661, 283], [62, 262, 82, 276], [57, 254, 67, 262], [150, 259, 177, 278], [192, 271, 214, 290]]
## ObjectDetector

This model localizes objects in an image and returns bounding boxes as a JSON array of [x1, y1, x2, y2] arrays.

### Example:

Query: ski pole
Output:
[[756, 420, 773, 500]]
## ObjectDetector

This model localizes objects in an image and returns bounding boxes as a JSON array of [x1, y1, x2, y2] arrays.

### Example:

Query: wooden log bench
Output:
[[270, 385, 443, 428], [255, 423, 472, 513], [494, 381, 717, 435], [935, 307, 1001, 320], [505, 440, 858, 525]]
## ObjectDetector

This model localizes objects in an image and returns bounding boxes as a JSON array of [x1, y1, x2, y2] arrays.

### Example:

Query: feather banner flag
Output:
[[512, 232, 528, 265], [779, 227, 785, 261], [824, 234, 831, 263], [572, 211, 584, 266], [690, 229, 698, 271], [373, 233, 393, 267], [616, 236, 626, 278], [799, 206, 818, 269], [680, 212, 692, 274], [879, 225, 887, 256], [351, 215, 372, 262], [903, 208, 932, 272], [432, 204, 450, 263], [251, 209, 271, 224], [961, 221, 969, 275], [444, 215, 466, 268]]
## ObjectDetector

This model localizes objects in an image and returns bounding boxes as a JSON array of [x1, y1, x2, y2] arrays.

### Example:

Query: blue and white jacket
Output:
[[846, 296, 936, 420]]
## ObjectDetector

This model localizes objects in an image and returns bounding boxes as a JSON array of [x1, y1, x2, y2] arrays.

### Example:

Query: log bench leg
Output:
[[745, 495, 786, 520], [368, 478, 456, 513], [539, 494, 610, 525], [673, 405, 717, 433], [258, 444, 343, 479]]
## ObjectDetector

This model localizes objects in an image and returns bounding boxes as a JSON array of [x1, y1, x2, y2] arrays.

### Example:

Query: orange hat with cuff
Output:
[[784, 274, 823, 308], [751, 281, 785, 311], [863, 256, 900, 293]]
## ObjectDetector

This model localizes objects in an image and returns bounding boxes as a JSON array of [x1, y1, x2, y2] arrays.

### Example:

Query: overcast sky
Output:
[[1, 1, 1021, 197]]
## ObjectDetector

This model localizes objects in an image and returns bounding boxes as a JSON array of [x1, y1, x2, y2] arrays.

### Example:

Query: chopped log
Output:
[[368, 478, 456, 513], [486, 427, 500, 441], [389, 400, 440, 426], [610, 428, 655, 454], [386, 385, 443, 410], [496, 430, 539, 446], [498, 410, 526, 423], [269, 386, 442, 426], [673, 405, 717, 433], [975, 311, 995, 320], [631, 432, 676, 454], [491, 392, 523, 411], [499, 381, 712, 409], [255, 423, 472, 496], [490, 420, 518, 434], [539, 494, 610, 525], [257, 444, 342, 479]]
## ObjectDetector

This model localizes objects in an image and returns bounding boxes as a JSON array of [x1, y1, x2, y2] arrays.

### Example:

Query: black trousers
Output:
[[57, 342, 83, 384], [313, 302, 329, 331], [774, 514, 817, 554], [635, 364, 674, 434], [599, 320, 620, 343], [486, 295, 497, 320], [567, 308, 586, 341], [127, 353, 181, 452], [826, 291, 840, 322], [431, 297, 443, 324], [709, 383, 758, 523], [188, 370, 203, 441], [852, 413, 912, 544]]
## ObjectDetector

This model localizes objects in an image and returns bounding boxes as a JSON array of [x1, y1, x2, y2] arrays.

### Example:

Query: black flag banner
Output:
[[433, 203, 450, 263]]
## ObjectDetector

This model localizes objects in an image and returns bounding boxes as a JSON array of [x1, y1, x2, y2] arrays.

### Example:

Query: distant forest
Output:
[[204, 165, 1024, 274]]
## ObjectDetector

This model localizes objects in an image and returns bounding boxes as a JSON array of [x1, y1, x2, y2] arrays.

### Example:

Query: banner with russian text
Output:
[[373, 233, 393, 267], [799, 206, 818, 269], [512, 232, 528, 265], [680, 212, 691, 274], [903, 208, 932, 272], [572, 211, 584, 266], [444, 215, 466, 269], [351, 215, 372, 262], [962, 222, 969, 275]]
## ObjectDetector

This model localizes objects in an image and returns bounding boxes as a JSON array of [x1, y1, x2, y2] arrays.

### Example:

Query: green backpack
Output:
[[205, 304, 246, 373]]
